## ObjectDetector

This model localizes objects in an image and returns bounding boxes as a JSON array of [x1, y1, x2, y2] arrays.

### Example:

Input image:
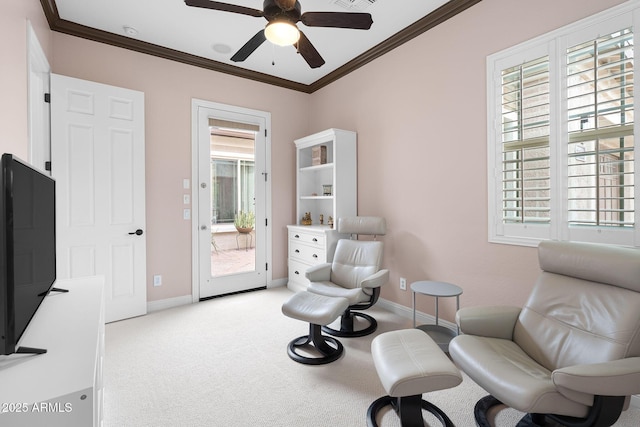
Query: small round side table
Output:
[[411, 280, 463, 352]]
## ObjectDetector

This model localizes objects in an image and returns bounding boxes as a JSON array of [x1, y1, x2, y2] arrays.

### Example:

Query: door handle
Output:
[[128, 229, 144, 236]]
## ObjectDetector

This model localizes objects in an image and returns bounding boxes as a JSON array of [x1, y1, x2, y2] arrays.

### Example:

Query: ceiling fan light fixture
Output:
[[264, 21, 300, 46]]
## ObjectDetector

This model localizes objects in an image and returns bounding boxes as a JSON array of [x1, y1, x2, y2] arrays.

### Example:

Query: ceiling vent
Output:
[[331, 0, 377, 12]]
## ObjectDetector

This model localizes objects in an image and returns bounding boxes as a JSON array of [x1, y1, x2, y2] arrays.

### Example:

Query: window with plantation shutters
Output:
[[501, 56, 551, 224], [488, 1, 639, 247], [567, 29, 634, 228]]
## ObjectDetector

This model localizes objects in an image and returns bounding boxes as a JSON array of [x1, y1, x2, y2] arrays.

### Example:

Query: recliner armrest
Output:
[[552, 357, 640, 397], [360, 269, 389, 289], [305, 263, 332, 282], [456, 306, 521, 339]]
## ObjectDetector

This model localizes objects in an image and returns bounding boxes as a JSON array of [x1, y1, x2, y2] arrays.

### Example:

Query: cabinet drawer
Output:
[[289, 240, 326, 264], [288, 259, 311, 287], [289, 230, 325, 248]]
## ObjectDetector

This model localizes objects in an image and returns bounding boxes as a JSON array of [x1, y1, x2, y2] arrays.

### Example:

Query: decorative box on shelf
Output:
[[312, 145, 327, 165]]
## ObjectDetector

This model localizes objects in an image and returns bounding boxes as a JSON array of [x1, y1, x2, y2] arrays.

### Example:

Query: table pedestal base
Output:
[[416, 324, 457, 353]]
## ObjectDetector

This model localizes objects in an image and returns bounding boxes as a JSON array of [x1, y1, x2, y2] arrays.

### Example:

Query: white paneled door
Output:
[[51, 74, 146, 323]]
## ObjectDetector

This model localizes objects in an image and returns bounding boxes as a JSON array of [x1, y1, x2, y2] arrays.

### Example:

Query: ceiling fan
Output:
[[184, 0, 374, 68]]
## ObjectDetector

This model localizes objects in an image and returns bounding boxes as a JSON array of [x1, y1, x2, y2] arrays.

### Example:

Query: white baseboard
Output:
[[268, 278, 288, 289], [148, 279, 288, 314], [631, 394, 640, 409], [377, 297, 458, 333], [147, 295, 193, 313]]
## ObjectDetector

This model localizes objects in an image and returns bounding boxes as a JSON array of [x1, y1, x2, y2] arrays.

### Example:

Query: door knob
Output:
[[128, 229, 143, 236]]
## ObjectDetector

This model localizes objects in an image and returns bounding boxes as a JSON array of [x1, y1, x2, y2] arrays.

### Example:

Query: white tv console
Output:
[[0, 277, 105, 427]]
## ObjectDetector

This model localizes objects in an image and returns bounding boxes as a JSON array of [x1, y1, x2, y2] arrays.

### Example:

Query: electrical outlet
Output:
[[153, 275, 162, 287], [400, 277, 407, 291]]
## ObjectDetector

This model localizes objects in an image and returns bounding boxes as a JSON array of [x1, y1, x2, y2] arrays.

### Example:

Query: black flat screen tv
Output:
[[0, 153, 56, 356]]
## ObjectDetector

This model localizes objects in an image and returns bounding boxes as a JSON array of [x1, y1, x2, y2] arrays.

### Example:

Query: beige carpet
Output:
[[103, 286, 640, 426]]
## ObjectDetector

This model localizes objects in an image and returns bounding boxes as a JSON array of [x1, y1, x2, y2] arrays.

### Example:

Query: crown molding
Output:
[[39, 0, 481, 94]]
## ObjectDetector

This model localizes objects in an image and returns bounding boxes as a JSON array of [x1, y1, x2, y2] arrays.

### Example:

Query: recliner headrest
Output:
[[538, 240, 640, 292], [337, 217, 386, 236]]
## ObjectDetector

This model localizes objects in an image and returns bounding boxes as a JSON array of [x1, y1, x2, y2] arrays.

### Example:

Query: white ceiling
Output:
[[48, 0, 472, 90]]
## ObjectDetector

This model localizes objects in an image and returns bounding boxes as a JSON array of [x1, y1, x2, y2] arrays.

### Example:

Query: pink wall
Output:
[[0, 0, 53, 158], [308, 0, 627, 320], [1, 0, 628, 321], [51, 35, 309, 302]]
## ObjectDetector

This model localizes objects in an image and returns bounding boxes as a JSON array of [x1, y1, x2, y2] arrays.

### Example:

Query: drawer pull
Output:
[[295, 249, 300, 253], [294, 234, 300, 238], [294, 271, 300, 275], [312, 238, 318, 242], [313, 254, 318, 258]]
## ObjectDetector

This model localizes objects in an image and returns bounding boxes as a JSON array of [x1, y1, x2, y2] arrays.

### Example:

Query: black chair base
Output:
[[322, 310, 377, 338], [475, 394, 625, 427], [367, 394, 455, 427], [287, 323, 344, 365]]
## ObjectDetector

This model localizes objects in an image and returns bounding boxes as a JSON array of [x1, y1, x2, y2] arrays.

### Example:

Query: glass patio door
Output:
[[194, 101, 270, 299], [210, 149, 256, 277]]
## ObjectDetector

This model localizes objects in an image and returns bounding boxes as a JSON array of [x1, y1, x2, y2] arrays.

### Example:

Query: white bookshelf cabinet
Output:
[[294, 128, 357, 226], [287, 129, 357, 291]]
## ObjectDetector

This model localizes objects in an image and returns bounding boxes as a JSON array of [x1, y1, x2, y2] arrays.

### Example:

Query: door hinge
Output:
[[264, 129, 267, 137], [44, 93, 51, 103], [262, 172, 268, 182], [45, 161, 51, 171], [265, 263, 268, 271], [265, 218, 268, 227]]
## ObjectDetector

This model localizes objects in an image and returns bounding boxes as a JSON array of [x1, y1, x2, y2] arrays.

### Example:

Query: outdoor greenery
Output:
[[234, 210, 255, 229]]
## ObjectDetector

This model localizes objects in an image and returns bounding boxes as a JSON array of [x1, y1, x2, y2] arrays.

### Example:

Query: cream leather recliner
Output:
[[306, 216, 389, 337], [449, 241, 640, 427]]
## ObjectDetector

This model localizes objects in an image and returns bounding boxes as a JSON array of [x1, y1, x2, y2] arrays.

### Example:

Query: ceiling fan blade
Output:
[[184, 0, 263, 18], [301, 12, 373, 30], [230, 30, 267, 62], [295, 31, 325, 69]]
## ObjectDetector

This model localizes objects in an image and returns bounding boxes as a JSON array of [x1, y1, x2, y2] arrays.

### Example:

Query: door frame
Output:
[[27, 21, 51, 172], [190, 99, 272, 302]]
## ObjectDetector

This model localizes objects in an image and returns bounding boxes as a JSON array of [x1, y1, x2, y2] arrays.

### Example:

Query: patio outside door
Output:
[[193, 100, 271, 300]]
